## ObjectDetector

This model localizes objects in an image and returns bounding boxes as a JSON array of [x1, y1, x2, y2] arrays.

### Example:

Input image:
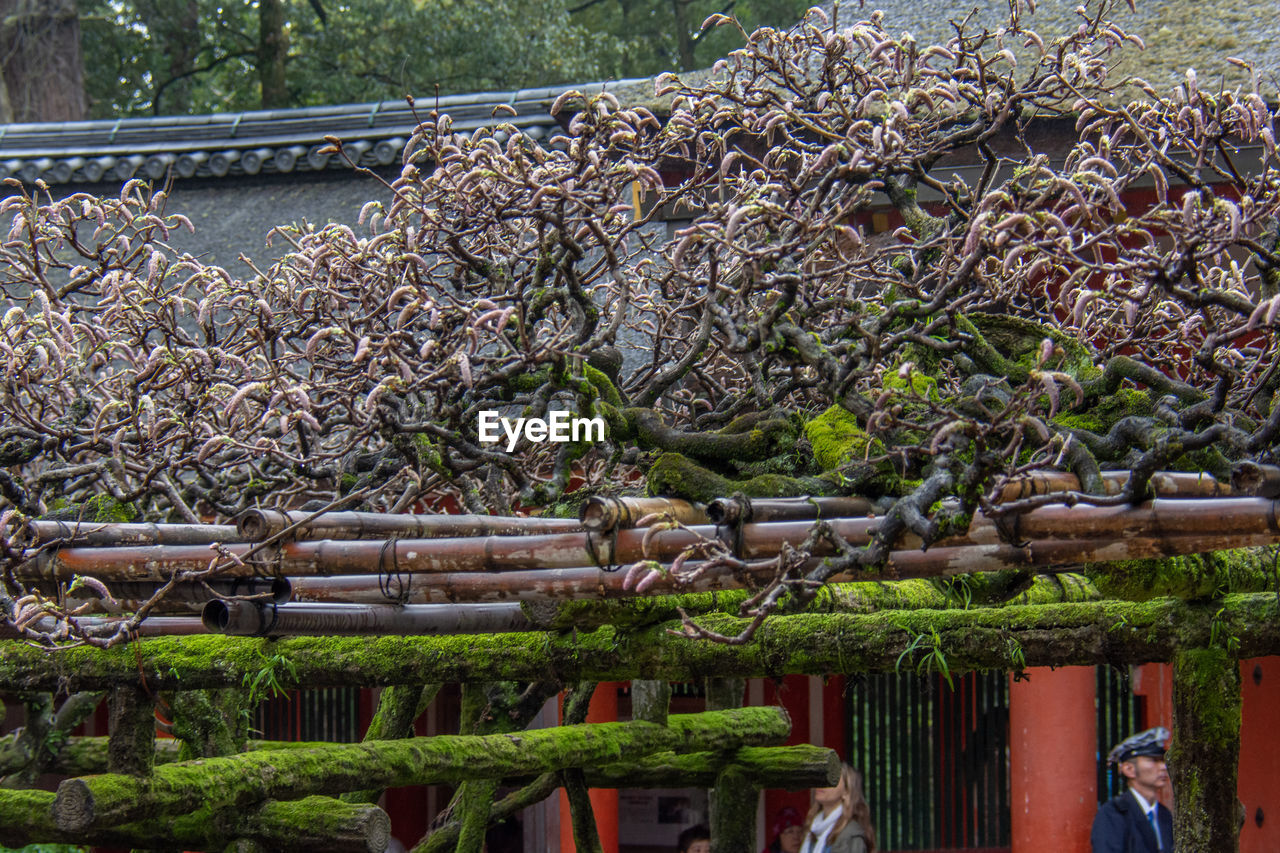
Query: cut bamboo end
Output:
[[579, 496, 707, 531], [1232, 462, 1280, 498]]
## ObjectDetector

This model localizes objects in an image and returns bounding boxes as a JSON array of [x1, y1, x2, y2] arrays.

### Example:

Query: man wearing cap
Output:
[[1091, 727, 1174, 852]]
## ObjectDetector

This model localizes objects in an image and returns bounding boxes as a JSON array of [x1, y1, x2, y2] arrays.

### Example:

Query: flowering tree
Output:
[[4, 0, 1277, 637], [0, 4, 1276, 847]]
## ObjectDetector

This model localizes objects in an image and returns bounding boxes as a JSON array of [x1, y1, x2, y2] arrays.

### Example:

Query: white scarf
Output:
[[799, 805, 843, 853]]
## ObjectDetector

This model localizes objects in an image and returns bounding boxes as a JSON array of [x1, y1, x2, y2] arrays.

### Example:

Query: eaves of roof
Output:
[[0, 79, 649, 187]]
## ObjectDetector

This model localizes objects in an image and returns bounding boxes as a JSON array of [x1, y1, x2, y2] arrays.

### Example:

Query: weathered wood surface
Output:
[[0, 790, 389, 852], [4, 594, 1278, 691], [53, 707, 789, 831], [20, 498, 1279, 583]]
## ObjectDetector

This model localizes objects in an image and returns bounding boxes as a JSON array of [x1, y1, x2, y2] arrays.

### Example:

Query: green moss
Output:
[[40, 494, 137, 523], [645, 452, 841, 502], [582, 364, 623, 408], [1052, 387, 1153, 433], [804, 405, 884, 470], [1174, 646, 1240, 744], [882, 366, 942, 402], [959, 313, 1100, 383]]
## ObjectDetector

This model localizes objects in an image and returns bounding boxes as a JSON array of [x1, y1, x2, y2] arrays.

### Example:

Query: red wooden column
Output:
[[1009, 667, 1096, 853], [760, 675, 814, 828], [1238, 657, 1280, 853], [1132, 662, 1174, 811], [559, 683, 619, 853]]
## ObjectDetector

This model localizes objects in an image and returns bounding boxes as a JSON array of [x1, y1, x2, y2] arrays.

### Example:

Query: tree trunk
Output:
[[53, 707, 789, 832], [258, 0, 288, 108], [6, 594, 1280, 691], [137, 0, 200, 114], [0, 0, 86, 122], [1171, 647, 1242, 853]]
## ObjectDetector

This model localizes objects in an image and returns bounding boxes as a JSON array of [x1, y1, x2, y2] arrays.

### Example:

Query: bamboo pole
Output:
[[52, 707, 790, 832], [702, 471, 1230, 525], [0, 615, 205, 640], [4, 594, 1279, 692], [21, 497, 1280, 583], [236, 509, 582, 541], [579, 496, 707, 531], [266, 531, 1276, 607], [1232, 461, 1280, 498], [996, 470, 1231, 500], [706, 495, 876, 525], [35, 577, 289, 615], [201, 601, 533, 636], [15, 520, 242, 547]]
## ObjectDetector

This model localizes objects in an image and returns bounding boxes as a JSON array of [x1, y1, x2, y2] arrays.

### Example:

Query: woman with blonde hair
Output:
[[799, 764, 876, 853]]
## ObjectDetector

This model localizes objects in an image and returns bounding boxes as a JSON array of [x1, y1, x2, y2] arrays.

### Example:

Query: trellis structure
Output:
[[2, 482, 1277, 852]]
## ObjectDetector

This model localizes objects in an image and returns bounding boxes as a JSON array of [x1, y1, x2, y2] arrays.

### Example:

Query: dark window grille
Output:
[[845, 671, 1010, 851], [253, 687, 362, 743], [1095, 666, 1142, 802]]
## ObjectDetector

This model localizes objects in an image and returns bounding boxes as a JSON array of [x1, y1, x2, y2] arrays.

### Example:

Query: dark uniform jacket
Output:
[[1091, 791, 1174, 853]]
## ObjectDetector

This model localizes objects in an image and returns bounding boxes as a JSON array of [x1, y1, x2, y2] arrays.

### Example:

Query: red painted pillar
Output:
[[1009, 667, 1096, 853], [761, 675, 814, 829], [559, 683, 619, 853], [1132, 662, 1174, 811], [1239, 657, 1280, 853]]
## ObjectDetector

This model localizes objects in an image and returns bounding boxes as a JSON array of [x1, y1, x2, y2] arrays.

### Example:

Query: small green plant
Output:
[[1209, 607, 1241, 655], [242, 651, 298, 704], [895, 626, 954, 688]]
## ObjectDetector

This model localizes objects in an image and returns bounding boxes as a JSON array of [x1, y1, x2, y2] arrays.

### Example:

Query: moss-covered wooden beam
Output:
[[52, 707, 789, 832], [0, 789, 389, 852], [0, 737, 837, 791], [522, 548, 1278, 630], [1170, 647, 1243, 853], [4, 594, 1279, 691], [522, 572, 1103, 630], [0, 736, 329, 776], [561, 769, 604, 853], [590, 744, 838, 789]]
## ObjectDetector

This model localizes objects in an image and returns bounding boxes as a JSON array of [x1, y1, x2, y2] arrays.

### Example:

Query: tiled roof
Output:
[[812, 0, 1276, 99], [0, 79, 648, 186]]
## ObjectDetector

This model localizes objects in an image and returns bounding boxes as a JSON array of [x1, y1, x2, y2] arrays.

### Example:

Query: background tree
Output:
[[77, 0, 634, 116], [569, 0, 810, 75], [0, 0, 86, 123]]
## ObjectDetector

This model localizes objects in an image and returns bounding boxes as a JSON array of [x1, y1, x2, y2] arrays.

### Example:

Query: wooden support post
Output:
[[106, 685, 153, 776], [1171, 646, 1243, 853], [455, 779, 499, 853], [562, 769, 604, 853], [632, 680, 671, 725], [707, 677, 756, 853], [343, 683, 440, 805]]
